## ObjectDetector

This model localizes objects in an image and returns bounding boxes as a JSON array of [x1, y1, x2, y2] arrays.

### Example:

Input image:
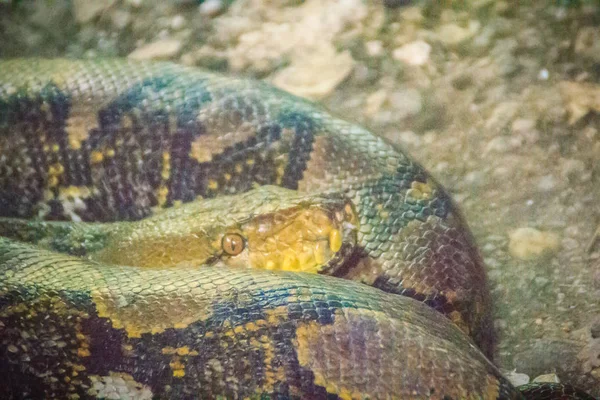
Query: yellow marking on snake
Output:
[[161, 151, 170, 181], [91, 280, 214, 338], [406, 180, 435, 201], [90, 151, 104, 164]]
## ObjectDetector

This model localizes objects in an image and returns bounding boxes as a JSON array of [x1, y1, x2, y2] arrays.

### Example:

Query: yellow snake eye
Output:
[[222, 233, 245, 256]]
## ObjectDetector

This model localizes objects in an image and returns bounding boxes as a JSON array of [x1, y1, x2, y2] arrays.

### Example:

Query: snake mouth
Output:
[[319, 219, 359, 276]]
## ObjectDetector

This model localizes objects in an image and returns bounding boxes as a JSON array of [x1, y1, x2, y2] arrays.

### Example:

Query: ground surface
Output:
[[1, 0, 599, 395]]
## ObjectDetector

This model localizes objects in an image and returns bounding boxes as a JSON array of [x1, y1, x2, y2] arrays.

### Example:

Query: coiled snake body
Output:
[[0, 59, 594, 399]]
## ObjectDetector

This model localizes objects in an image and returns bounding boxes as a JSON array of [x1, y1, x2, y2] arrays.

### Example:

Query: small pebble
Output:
[[128, 39, 183, 60], [537, 174, 557, 192], [366, 40, 384, 57], [171, 15, 186, 30], [437, 21, 480, 46], [392, 40, 431, 66], [199, 0, 225, 17], [504, 370, 530, 387], [532, 373, 560, 383], [508, 227, 560, 260]]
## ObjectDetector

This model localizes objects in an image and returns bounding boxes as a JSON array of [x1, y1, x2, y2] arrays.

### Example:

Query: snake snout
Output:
[[229, 195, 359, 274]]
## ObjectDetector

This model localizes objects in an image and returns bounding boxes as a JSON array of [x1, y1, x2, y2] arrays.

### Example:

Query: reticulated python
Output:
[[0, 58, 594, 399]]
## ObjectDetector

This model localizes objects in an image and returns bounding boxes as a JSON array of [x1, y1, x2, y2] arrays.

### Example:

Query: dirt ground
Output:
[[1, 0, 599, 395]]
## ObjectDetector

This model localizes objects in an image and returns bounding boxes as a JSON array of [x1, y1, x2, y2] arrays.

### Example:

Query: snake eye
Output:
[[222, 233, 245, 256]]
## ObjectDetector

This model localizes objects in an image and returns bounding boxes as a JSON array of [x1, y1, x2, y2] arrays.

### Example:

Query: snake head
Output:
[[93, 186, 358, 273], [217, 190, 359, 275]]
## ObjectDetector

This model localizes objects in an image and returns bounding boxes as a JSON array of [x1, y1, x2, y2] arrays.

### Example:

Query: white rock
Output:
[[171, 15, 186, 30], [400, 6, 424, 23], [199, 0, 225, 17], [532, 373, 560, 383], [508, 227, 560, 260], [128, 39, 183, 60], [365, 89, 388, 117], [271, 45, 354, 100], [537, 174, 557, 192], [366, 40, 384, 57], [392, 40, 431, 66], [438, 20, 481, 46], [389, 88, 423, 119], [484, 136, 510, 154], [512, 118, 536, 133], [397, 130, 422, 146], [220, 0, 367, 73], [503, 370, 530, 387]]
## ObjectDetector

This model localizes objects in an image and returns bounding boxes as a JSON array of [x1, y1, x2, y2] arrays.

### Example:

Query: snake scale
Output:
[[0, 58, 594, 399]]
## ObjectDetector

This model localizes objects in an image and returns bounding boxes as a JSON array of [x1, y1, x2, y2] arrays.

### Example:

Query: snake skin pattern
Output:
[[0, 59, 594, 399], [0, 58, 493, 355], [518, 384, 596, 400], [0, 238, 523, 399]]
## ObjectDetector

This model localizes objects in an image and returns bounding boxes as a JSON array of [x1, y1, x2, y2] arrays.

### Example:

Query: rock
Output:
[[366, 40, 384, 57], [365, 89, 388, 117], [560, 158, 586, 181], [587, 338, 600, 368], [392, 40, 431, 66], [504, 370, 530, 387], [537, 174, 557, 192], [391, 130, 422, 147], [170, 15, 186, 30], [221, 0, 367, 74], [508, 227, 560, 260], [485, 101, 520, 131], [72, 0, 117, 23], [472, 0, 495, 10], [28, 0, 72, 31], [575, 26, 600, 62], [389, 88, 423, 119], [128, 39, 183, 60], [111, 10, 131, 30], [532, 374, 560, 383], [491, 38, 519, 76], [471, 25, 497, 53], [511, 118, 539, 144], [364, 87, 422, 124], [271, 44, 354, 100], [437, 20, 481, 46], [513, 339, 583, 383], [512, 118, 536, 134], [399, 6, 423, 23], [199, 0, 225, 17], [559, 81, 600, 125]]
